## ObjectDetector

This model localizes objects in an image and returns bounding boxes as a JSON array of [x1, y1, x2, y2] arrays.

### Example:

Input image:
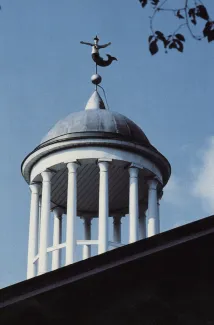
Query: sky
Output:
[[0, 0, 213, 288]]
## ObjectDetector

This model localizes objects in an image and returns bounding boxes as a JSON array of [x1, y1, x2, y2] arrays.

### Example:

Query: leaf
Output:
[[176, 10, 184, 19], [188, 8, 195, 18], [196, 5, 209, 21], [155, 31, 164, 37], [191, 17, 197, 25], [139, 0, 148, 8], [207, 30, 214, 43], [188, 8, 197, 25], [169, 41, 177, 49], [155, 30, 166, 42], [203, 21, 214, 42], [175, 34, 185, 42], [149, 40, 159, 55], [174, 39, 184, 52], [148, 35, 153, 43], [151, 0, 159, 6], [163, 39, 170, 48], [203, 21, 211, 37]]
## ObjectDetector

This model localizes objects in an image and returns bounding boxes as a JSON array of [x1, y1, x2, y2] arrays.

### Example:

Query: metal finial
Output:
[[85, 91, 106, 110], [91, 74, 102, 89]]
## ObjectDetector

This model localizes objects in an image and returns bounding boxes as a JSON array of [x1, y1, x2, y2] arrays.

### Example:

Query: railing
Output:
[[33, 240, 124, 269]]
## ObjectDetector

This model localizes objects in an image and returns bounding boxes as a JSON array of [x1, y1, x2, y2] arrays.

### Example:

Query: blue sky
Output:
[[0, 0, 213, 288]]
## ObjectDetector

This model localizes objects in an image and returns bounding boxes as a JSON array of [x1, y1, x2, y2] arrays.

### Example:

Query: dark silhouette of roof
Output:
[[1, 215, 214, 324]]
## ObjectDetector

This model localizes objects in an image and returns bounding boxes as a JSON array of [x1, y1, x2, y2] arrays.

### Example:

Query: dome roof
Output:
[[40, 109, 150, 146], [22, 91, 171, 186], [40, 110, 151, 147]]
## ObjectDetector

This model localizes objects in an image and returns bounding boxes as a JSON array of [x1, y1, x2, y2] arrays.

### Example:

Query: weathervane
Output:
[[80, 35, 117, 72], [80, 36, 117, 106]]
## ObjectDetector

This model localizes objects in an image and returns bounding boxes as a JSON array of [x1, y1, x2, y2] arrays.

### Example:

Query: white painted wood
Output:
[[82, 217, 92, 260], [65, 162, 79, 265], [27, 143, 163, 184], [98, 161, 110, 254], [47, 242, 66, 253], [147, 179, 159, 237], [36, 239, 98, 262], [129, 167, 139, 243], [52, 207, 63, 270], [37, 197, 41, 253], [27, 183, 40, 279], [38, 171, 53, 275], [77, 240, 98, 245], [33, 255, 39, 264], [157, 201, 160, 233], [22, 117, 168, 279]]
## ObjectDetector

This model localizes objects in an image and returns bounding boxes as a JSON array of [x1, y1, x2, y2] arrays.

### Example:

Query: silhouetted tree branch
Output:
[[139, 0, 214, 54]]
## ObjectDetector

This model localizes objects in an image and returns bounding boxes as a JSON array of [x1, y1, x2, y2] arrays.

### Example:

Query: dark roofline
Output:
[[1, 214, 213, 309]]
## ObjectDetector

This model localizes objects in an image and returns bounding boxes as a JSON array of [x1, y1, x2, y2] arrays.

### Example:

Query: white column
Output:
[[38, 170, 53, 275], [113, 215, 122, 243], [82, 217, 92, 260], [37, 196, 42, 253], [129, 167, 139, 243], [98, 161, 110, 254], [147, 179, 159, 237], [65, 162, 79, 265], [27, 183, 40, 279], [52, 207, 63, 270], [157, 201, 160, 233], [139, 206, 146, 240]]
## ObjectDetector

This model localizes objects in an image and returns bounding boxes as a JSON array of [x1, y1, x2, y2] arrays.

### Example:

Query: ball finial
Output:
[[91, 74, 102, 85]]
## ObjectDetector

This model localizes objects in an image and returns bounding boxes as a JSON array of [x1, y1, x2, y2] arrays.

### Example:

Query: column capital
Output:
[[128, 166, 139, 178], [29, 183, 41, 194], [98, 160, 111, 172], [67, 161, 80, 173], [147, 178, 159, 190], [52, 206, 64, 218], [41, 170, 54, 182]]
